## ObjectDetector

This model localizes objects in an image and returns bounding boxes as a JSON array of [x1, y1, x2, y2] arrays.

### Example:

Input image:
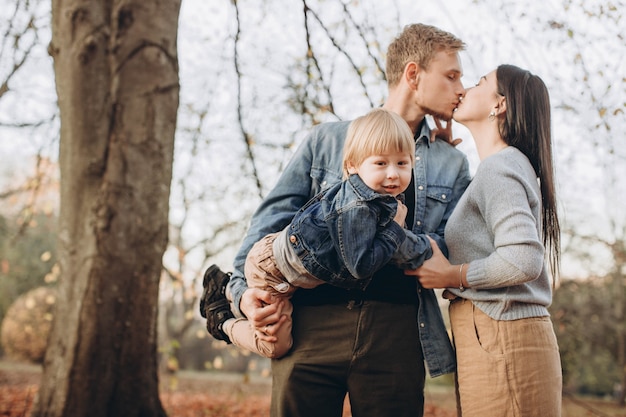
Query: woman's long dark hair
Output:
[[496, 64, 561, 281]]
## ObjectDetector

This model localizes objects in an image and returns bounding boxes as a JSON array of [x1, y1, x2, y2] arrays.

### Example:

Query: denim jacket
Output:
[[287, 173, 417, 290], [228, 119, 471, 377]]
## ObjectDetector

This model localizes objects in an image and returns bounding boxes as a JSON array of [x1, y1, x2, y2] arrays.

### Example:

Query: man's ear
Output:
[[405, 62, 420, 89]]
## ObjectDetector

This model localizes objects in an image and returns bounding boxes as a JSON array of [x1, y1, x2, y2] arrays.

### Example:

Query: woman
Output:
[[410, 65, 562, 416]]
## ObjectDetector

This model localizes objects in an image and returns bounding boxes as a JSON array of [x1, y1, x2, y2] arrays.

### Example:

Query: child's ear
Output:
[[346, 162, 359, 175], [346, 162, 358, 175]]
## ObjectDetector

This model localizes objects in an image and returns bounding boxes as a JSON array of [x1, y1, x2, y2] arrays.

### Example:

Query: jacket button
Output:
[[289, 235, 297, 244]]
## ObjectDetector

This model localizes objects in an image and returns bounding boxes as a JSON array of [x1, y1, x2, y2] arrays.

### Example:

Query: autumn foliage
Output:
[[0, 361, 460, 417]]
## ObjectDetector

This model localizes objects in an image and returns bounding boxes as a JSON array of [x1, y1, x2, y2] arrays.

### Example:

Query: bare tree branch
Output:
[[306, 5, 375, 108], [0, 1, 39, 100], [302, 0, 336, 119], [232, 0, 263, 200]]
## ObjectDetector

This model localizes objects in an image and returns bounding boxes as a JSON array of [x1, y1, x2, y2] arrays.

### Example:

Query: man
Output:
[[204, 24, 470, 417]]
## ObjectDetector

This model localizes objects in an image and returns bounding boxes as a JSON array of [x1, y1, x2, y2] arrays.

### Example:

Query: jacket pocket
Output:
[[310, 167, 342, 196], [426, 185, 453, 203], [421, 185, 453, 233]]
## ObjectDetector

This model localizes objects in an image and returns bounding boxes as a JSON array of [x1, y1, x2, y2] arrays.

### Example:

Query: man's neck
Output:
[[383, 92, 426, 134]]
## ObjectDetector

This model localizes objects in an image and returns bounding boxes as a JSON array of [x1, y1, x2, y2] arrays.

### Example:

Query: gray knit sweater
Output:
[[445, 146, 552, 320]]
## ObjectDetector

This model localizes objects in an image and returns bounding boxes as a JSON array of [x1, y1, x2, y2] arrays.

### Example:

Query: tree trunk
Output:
[[32, 1, 180, 416]]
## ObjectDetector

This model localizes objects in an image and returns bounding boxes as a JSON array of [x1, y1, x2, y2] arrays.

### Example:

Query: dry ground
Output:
[[1, 359, 625, 416], [0, 359, 454, 417]]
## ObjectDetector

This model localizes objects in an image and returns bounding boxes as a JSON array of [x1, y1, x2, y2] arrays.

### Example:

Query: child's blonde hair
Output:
[[342, 108, 415, 179]]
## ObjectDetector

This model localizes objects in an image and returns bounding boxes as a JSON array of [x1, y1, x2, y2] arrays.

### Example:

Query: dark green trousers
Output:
[[270, 301, 425, 417]]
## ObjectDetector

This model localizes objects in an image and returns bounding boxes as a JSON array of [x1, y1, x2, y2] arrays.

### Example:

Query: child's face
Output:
[[347, 151, 413, 197]]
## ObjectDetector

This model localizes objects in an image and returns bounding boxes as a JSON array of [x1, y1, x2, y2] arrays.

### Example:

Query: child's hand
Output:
[[394, 199, 408, 227]]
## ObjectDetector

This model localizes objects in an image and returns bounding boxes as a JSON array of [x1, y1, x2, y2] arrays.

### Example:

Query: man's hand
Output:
[[429, 117, 462, 146], [240, 288, 287, 342]]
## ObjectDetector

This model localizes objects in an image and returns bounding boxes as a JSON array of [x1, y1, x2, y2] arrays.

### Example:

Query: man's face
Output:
[[415, 51, 465, 121]]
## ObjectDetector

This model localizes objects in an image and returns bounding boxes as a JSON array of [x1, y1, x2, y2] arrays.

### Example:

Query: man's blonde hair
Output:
[[342, 108, 415, 178], [386, 23, 465, 87]]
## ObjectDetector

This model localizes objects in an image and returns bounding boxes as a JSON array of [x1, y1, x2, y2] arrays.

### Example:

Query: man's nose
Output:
[[456, 81, 466, 97]]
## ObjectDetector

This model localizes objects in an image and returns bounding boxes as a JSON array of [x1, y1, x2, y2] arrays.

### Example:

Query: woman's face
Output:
[[453, 70, 499, 124]]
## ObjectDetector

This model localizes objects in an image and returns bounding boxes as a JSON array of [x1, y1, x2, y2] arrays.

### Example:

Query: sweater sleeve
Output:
[[466, 155, 545, 289]]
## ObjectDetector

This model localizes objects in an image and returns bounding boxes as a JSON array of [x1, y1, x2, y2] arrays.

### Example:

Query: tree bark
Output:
[[32, 1, 180, 416]]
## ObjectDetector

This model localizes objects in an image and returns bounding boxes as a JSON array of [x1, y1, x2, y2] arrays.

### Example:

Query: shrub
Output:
[[0, 286, 56, 363]]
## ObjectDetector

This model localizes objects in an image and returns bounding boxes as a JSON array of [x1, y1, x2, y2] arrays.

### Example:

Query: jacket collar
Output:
[[346, 174, 397, 203], [416, 118, 432, 148]]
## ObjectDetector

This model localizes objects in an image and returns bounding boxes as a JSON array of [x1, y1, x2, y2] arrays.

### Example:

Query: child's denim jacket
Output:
[[287, 173, 413, 290]]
